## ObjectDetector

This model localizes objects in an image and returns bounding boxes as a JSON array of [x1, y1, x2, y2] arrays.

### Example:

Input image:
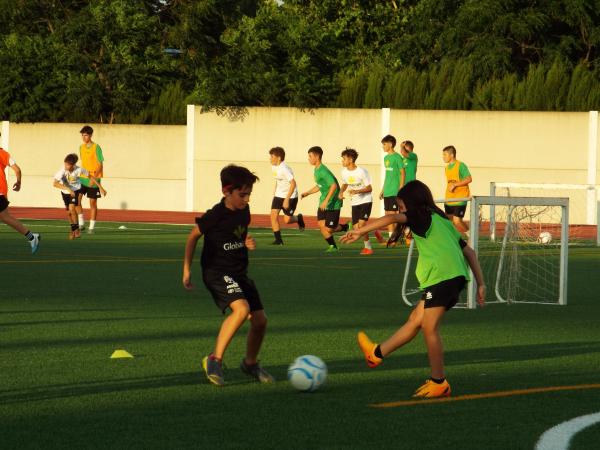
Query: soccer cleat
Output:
[[68, 231, 75, 240], [297, 213, 305, 231], [30, 233, 41, 254], [271, 239, 284, 245], [412, 379, 451, 399], [202, 355, 225, 386], [360, 248, 374, 255], [87, 228, 95, 234], [357, 331, 382, 368], [240, 359, 275, 383], [73, 229, 81, 238], [79, 225, 85, 231], [325, 245, 339, 253], [374, 230, 386, 244]]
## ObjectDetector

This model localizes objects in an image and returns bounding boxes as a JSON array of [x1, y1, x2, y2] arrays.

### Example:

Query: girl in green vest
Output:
[[341, 180, 485, 398]]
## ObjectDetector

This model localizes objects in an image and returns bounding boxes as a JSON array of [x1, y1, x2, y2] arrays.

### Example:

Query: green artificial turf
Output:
[[1, 220, 600, 449]]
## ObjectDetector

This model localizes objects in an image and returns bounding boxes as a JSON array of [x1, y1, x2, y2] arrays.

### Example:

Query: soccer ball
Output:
[[538, 231, 553, 244], [287, 355, 328, 392]]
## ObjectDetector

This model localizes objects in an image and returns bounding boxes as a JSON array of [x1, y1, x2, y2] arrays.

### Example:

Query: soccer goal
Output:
[[490, 182, 599, 245], [401, 195, 569, 309]]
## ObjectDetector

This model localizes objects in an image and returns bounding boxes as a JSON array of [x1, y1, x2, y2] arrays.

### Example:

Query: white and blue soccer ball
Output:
[[287, 355, 328, 392]]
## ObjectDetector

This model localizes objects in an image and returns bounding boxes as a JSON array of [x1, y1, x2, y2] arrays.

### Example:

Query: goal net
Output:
[[401, 196, 569, 309], [491, 182, 599, 245]]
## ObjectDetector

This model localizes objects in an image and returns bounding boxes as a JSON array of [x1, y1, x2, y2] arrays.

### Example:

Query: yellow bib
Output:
[[445, 160, 469, 204], [79, 143, 103, 178]]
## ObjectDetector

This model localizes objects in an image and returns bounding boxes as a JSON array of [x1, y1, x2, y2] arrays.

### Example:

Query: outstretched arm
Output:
[[183, 226, 202, 290], [341, 213, 406, 243], [300, 185, 320, 199], [462, 244, 485, 306]]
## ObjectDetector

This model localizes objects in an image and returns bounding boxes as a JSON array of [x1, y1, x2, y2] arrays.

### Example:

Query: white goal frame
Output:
[[401, 195, 569, 309]]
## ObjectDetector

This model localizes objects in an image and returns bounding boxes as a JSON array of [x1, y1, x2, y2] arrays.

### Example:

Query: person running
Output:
[[379, 134, 404, 242], [268, 146, 305, 245], [182, 164, 274, 387], [339, 148, 376, 255], [53, 153, 106, 240], [78, 125, 105, 234], [341, 180, 485, 399], [0, 146, 40, 253], [443, 145, 472, 234], [300, 146, 349, 253]]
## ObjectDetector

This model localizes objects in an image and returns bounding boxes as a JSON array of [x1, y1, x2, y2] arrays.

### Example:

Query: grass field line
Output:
[[370, 383, 600, 408]]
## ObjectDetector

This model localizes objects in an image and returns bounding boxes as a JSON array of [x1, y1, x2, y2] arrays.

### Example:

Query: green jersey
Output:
[[403, 152, 418, 183], [314, 164, 343, 210], [412, 213, 470, 289], [383, 152, 404, 197]]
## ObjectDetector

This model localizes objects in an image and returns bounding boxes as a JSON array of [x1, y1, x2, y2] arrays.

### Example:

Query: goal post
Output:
[[401, 195, 569, 309]]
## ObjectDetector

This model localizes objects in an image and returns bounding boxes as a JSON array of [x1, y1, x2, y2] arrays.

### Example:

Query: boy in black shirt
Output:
[[182, 165, 274, 386]]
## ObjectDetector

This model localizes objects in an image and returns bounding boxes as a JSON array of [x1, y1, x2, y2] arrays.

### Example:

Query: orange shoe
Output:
[[374, 230, 386, 244], [73, 229, 81, 238], [412, 379, 451, 398], [360, 247, 374, 255], [357, 331, 382, 368]]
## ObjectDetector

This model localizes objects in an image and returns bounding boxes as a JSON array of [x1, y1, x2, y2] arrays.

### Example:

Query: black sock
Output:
[[274, 230, 282, 241], [340, 223, 349, 232], [374, 345, 384, 359], [326, 236, 336, 247], [431, 377, 445, 384], [71, 223, 79, 231], [24, 231, 34, 241]]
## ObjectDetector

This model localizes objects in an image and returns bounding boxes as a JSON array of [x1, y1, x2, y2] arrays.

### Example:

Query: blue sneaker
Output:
[[30, 233, 40, 254]]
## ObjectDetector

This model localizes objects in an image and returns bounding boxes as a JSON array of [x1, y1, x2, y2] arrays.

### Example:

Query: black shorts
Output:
[[61, 190, 82, 209], [317, 209, 341, 229], [0, 195, 8, 213], [444, 204, 467, 218], [202, 271, 264, 314], [271, 197, 298, 216], [384, 196, 399, 212], [421, 276, 467, 310], [80, 185, 101, 199], [352, 202, 372, 224]]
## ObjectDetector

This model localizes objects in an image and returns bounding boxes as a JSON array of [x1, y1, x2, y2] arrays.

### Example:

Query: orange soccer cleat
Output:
[[360, 248, 374, 255], [412, 379, 451, 399], [357, 331, 382, 368]]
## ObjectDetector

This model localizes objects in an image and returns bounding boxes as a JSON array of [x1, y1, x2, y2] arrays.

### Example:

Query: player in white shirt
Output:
[[338, 148, 383, 255], [269, 147, 305, 245], [53, 153, 106, 239]]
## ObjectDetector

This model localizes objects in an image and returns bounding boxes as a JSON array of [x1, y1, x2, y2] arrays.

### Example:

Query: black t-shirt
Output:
[[196, 199, 250, 275], [405, 207, 467, 248]]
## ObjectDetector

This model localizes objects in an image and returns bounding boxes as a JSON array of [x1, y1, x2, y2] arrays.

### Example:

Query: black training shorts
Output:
[[80, 185, 101, 199], [317, 209, 341, 230], [421, 276, 467, 310], [61, 190, 82, 209], [351, 202, 372, 225], [271, 197, 299, 216], [0, 195, 8, 213], [383, 196, 399, 212], [202, 271, 264, 314], [444, 204, 467, 218]]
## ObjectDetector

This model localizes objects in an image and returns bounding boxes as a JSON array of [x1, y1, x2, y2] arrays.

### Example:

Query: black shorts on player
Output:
[[421, 276, 467, 310], [271, 197, 298, 216], [80, 185, 101, 199], [317, 208, 341, 229], [61, 190, 82, 209], [0, 195, 8, 213], [444, 204, 467, 218], [384, 196, 399, 212], [202, 270, 264, 314], [352, 202, 372, 225]]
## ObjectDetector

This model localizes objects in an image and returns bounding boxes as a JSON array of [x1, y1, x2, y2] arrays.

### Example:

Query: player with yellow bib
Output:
[[78, 125, 106, 233], [442, 145, 471, 233]]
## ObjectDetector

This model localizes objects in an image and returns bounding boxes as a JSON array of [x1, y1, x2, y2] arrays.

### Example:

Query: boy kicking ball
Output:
[[182, 164, 274, 387]]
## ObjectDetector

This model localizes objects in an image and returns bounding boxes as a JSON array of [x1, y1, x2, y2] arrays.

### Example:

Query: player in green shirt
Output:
[[341, 180, 485, 399], [379, 135, 404, 243], [300, 146, 349, 252], [400, 140, 418, 185]]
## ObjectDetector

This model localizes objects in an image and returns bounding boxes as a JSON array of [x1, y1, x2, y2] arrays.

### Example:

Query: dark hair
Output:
[[341, 147, 358, 162], [443, 145, 456, 157], [64, 153, 79, 165], [308, 146, 323, 159], [381, 134, 396, 147], [220, 164, 259, 192], [388, 180, 447, 246], [402, 140, 414, 151], [269, 146, 286, 161], [80, 125, 94, 135]]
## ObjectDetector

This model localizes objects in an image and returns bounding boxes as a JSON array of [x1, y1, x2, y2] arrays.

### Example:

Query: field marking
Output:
[[535, 411, 600, 450], [370, 383, 600, 409]]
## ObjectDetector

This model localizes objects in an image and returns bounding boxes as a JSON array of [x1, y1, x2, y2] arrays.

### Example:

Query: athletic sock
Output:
[[340, 223, 349, 232], [78, 214, 84, 226], [326, 236, 337, 247], [274, 230, 282, 241], [374, 345, 384, 359], [388, 231, 392, 239], [430, 377, 446, 384], [89, 220, 96, 230], [70, 223, 79, 231], [364, 240, 372, 249], [24, 231, 34, 241]]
